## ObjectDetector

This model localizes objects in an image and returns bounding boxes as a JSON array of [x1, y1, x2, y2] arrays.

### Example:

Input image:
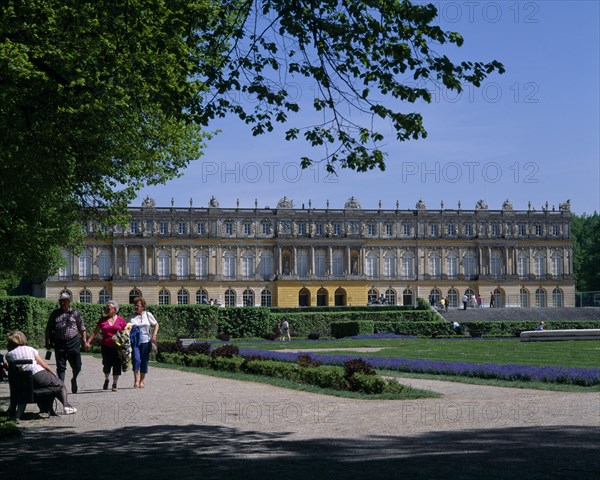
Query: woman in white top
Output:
[[4, 330, 76, 414], [129, 296, 159, 388]]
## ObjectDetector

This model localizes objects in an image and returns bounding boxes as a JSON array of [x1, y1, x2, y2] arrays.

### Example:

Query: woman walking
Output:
[[128, 296, 159, 388], [85, 300, 127, 391]]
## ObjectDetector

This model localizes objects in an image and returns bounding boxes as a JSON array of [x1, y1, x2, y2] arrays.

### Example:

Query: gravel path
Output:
[[1, 353, 598, 479]]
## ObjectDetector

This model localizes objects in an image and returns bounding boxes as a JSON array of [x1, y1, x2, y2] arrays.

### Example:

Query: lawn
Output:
[[230, 337, 600, 369]]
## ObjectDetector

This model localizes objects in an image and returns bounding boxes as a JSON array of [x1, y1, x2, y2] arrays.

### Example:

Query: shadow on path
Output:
[[3, 423, 598, 480]]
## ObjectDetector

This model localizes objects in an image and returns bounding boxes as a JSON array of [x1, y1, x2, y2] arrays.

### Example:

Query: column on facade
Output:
[[142, 245, 147, 276], [546, 247, 551, 277], [112, 245, 118, 277], [123, 245, 128, 276], [505, 247, 509, 276], [276, 246, 282, 276], [152, 245, 157, 276], [310, 246, 315, 275], [360, 246, 366, 276], [170, 246, 176, 277], [255, 246, 260, 277], [237, 245, 241, 279], [188, 245, 193, 277], [292, 246, 297, 275], [91, 246, 98, 276], [328, 245, 333, 275], [440, 247, 446, 276], [477, 246, 482, 277], [396, 247, 401, 278], [346, 246, 351, 275], [513, 246, 517, 276], [207, 246, 213, 276], [487, 246, 492, 276]]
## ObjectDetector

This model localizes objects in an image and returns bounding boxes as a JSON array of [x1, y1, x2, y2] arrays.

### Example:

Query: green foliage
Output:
[[343, 358, 376, 380], [331, 321, 374, 338], [0, 1, 503, 280], [572, 212, 600, 292], [348, 372, 386, 394]]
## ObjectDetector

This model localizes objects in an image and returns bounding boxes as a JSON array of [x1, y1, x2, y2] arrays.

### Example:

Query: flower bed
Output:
[[237, 348, 600, 387]]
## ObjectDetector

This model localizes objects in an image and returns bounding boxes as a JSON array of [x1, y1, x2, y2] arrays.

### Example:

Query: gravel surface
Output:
[[1, 352, 598, 479]]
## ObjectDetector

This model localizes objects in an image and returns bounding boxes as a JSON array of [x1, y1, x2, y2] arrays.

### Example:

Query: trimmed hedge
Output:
[[331, 321, 375, 338]]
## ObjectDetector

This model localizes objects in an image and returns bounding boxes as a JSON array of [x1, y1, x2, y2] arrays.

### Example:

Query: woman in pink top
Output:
[[86, 300, 127, 391]]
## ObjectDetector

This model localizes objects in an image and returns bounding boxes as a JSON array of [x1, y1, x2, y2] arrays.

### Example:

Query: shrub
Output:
[[211, 344, 240, 358], [331, 321, 374, 338], [216, 332, 231, 342], [343, 358, 376, 381], [186, 342, 211, 355], [157, 341, 180, 354], [211, 356, 244, 372], [307, 333, 320, 340], [296, 365, 347, 390], [241, 359, 298, 380], [348, 372, 386, 394], [261, 332, 277, 341], [297, 354, 322, 368], [186, 354, 212, 368]]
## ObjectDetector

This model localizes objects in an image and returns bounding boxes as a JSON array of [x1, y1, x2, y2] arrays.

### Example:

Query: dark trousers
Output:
[[54, 335, 82, 381], [101, 345, 122, 376]]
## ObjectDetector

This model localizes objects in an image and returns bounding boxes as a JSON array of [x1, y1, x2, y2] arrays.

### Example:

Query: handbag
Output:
[[150, 340, 158, 355]]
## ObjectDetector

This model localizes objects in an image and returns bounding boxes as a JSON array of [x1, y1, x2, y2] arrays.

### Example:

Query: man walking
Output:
[[45, 292, 86, 393]]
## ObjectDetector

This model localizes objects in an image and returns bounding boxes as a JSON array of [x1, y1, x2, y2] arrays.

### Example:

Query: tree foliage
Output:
[[571, 212, 600, 292], [1, 0, 504, 279]]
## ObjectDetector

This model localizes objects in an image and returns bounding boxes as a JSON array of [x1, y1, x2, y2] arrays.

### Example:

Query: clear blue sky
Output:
[[136, 1, 600, 215]]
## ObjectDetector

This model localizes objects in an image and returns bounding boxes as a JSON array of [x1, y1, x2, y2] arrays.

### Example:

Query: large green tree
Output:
[[571, 212, 600, 293], [0, 0, 504, 280]]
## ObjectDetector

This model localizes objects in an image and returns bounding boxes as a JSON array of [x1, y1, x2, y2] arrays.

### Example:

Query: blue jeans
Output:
[[132, 342, 150, 374]]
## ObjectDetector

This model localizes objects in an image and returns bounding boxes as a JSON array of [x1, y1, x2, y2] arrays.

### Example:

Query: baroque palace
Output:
[[41, 196, 575, 308]]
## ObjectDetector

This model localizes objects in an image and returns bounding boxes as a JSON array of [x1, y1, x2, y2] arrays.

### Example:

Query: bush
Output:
[[307, 333, 320, 340], [186, 353, 212, 368], [216, 332, 231, 342], [186, 342, 211, 355], [261, 332, 277, 341], [348, 372, 386, 394], [296, 365, 347, 390], [331, 321, 374, 338], [157, 341, 180, 354], [343, 358, 376, 381], [210, 355, 244, 372], [297, 354, 322, 368], [211, 344, 240, 358], [241, 359, 298, 380]]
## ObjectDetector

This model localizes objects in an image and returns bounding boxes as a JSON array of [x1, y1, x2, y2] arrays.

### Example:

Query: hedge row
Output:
[[157, 352, 408, 394]]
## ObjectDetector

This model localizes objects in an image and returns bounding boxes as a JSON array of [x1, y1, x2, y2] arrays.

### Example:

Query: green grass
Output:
[[0, 411, 20, 439], [232, 338, 600, 369]]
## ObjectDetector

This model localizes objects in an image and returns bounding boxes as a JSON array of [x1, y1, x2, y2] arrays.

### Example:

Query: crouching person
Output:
[[5, 330, 77, 415]]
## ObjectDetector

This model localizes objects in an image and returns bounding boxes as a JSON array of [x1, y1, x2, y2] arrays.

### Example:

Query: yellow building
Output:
[[41, 196, 575, 308]]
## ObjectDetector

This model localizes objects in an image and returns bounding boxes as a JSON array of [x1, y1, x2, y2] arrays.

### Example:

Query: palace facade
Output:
[[41, 196, 575, 308]]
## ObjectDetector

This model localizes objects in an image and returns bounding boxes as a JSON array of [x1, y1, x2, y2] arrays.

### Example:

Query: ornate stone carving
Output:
[[277, 196, 294, 209], [209, 196, 219, 208], [142, 196, 156, 208], [344, 196, 361, 209], [476, 199, 488, 210], [559, 199, 571, 212], [416, 198, 426, 210], [502, 199, 513, 210]]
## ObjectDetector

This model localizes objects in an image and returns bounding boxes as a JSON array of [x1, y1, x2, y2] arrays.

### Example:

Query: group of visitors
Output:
[[3, 293, 159, 416]]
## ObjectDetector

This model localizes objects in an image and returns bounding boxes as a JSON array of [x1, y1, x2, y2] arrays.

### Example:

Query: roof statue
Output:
[[277, 196, 294, 209], [208, 196, 220, 208], [475, 199, 488, 210], [559, 199, 571, 212], [502, 199, 513, 210], [415, 198, 426, 210], [344, 196, 361, 209], [141, 196, 156, 208]]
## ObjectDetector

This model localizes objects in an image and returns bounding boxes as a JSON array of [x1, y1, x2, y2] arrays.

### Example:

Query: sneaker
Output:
[[64, 406, 77, 415], [71, 378, 78, 394], [103, 379, 109, 390], [112, 384, 118, 392]]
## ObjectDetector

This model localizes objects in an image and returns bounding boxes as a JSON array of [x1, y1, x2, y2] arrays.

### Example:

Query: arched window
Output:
[[492, 288, 503, 308], [98, 250, 111, 278], [552, 288, 563, 307], [261, 289, 272, 307], [224, 288, 236, 307], [429, 288, 441, 306], [176, 251, 189, 279], [446, 253, 458, 278], [535, 288, 546, 307], [333, 250, 344, 277], [158, 251, 170, 279], [402, 288, 413, 306], [177, 289, 189, 305], [385, 288, 396, 305], [366, 252, 379, 278], [383, 251, 396, 278], [551, 253, 563, 277], [79, 250, 92, 279], [517, 253, 529, 278], [334, 287, 347, 306], [534, 252, 546, 278], [129, 288, 142, 304], [224, 251, 236, 279], [447, 288, 459, 308], [128, 250, 141, 278], [98, 288, 111, 305], [59, 251, 72, 278], [463, 252, 476, 279], [195, 251, 208, 278], [429, 252, 441, 278], [196, 289, 208, 304], [79, 289, 92, 303], [158, 289, 170, 305], [368, 288, 378, 304], [317, 287, 328, 306], [520, 288, 529, 307], [490, 251, 502, 278], [242, 252, 255, 279], [401, 252, 414, 278], [297, 250, 308, 276], [315, 250, 326, 276], [298, 288, 310, 307], [259, 251, 273, 280], [243, 288, 254, 306]]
